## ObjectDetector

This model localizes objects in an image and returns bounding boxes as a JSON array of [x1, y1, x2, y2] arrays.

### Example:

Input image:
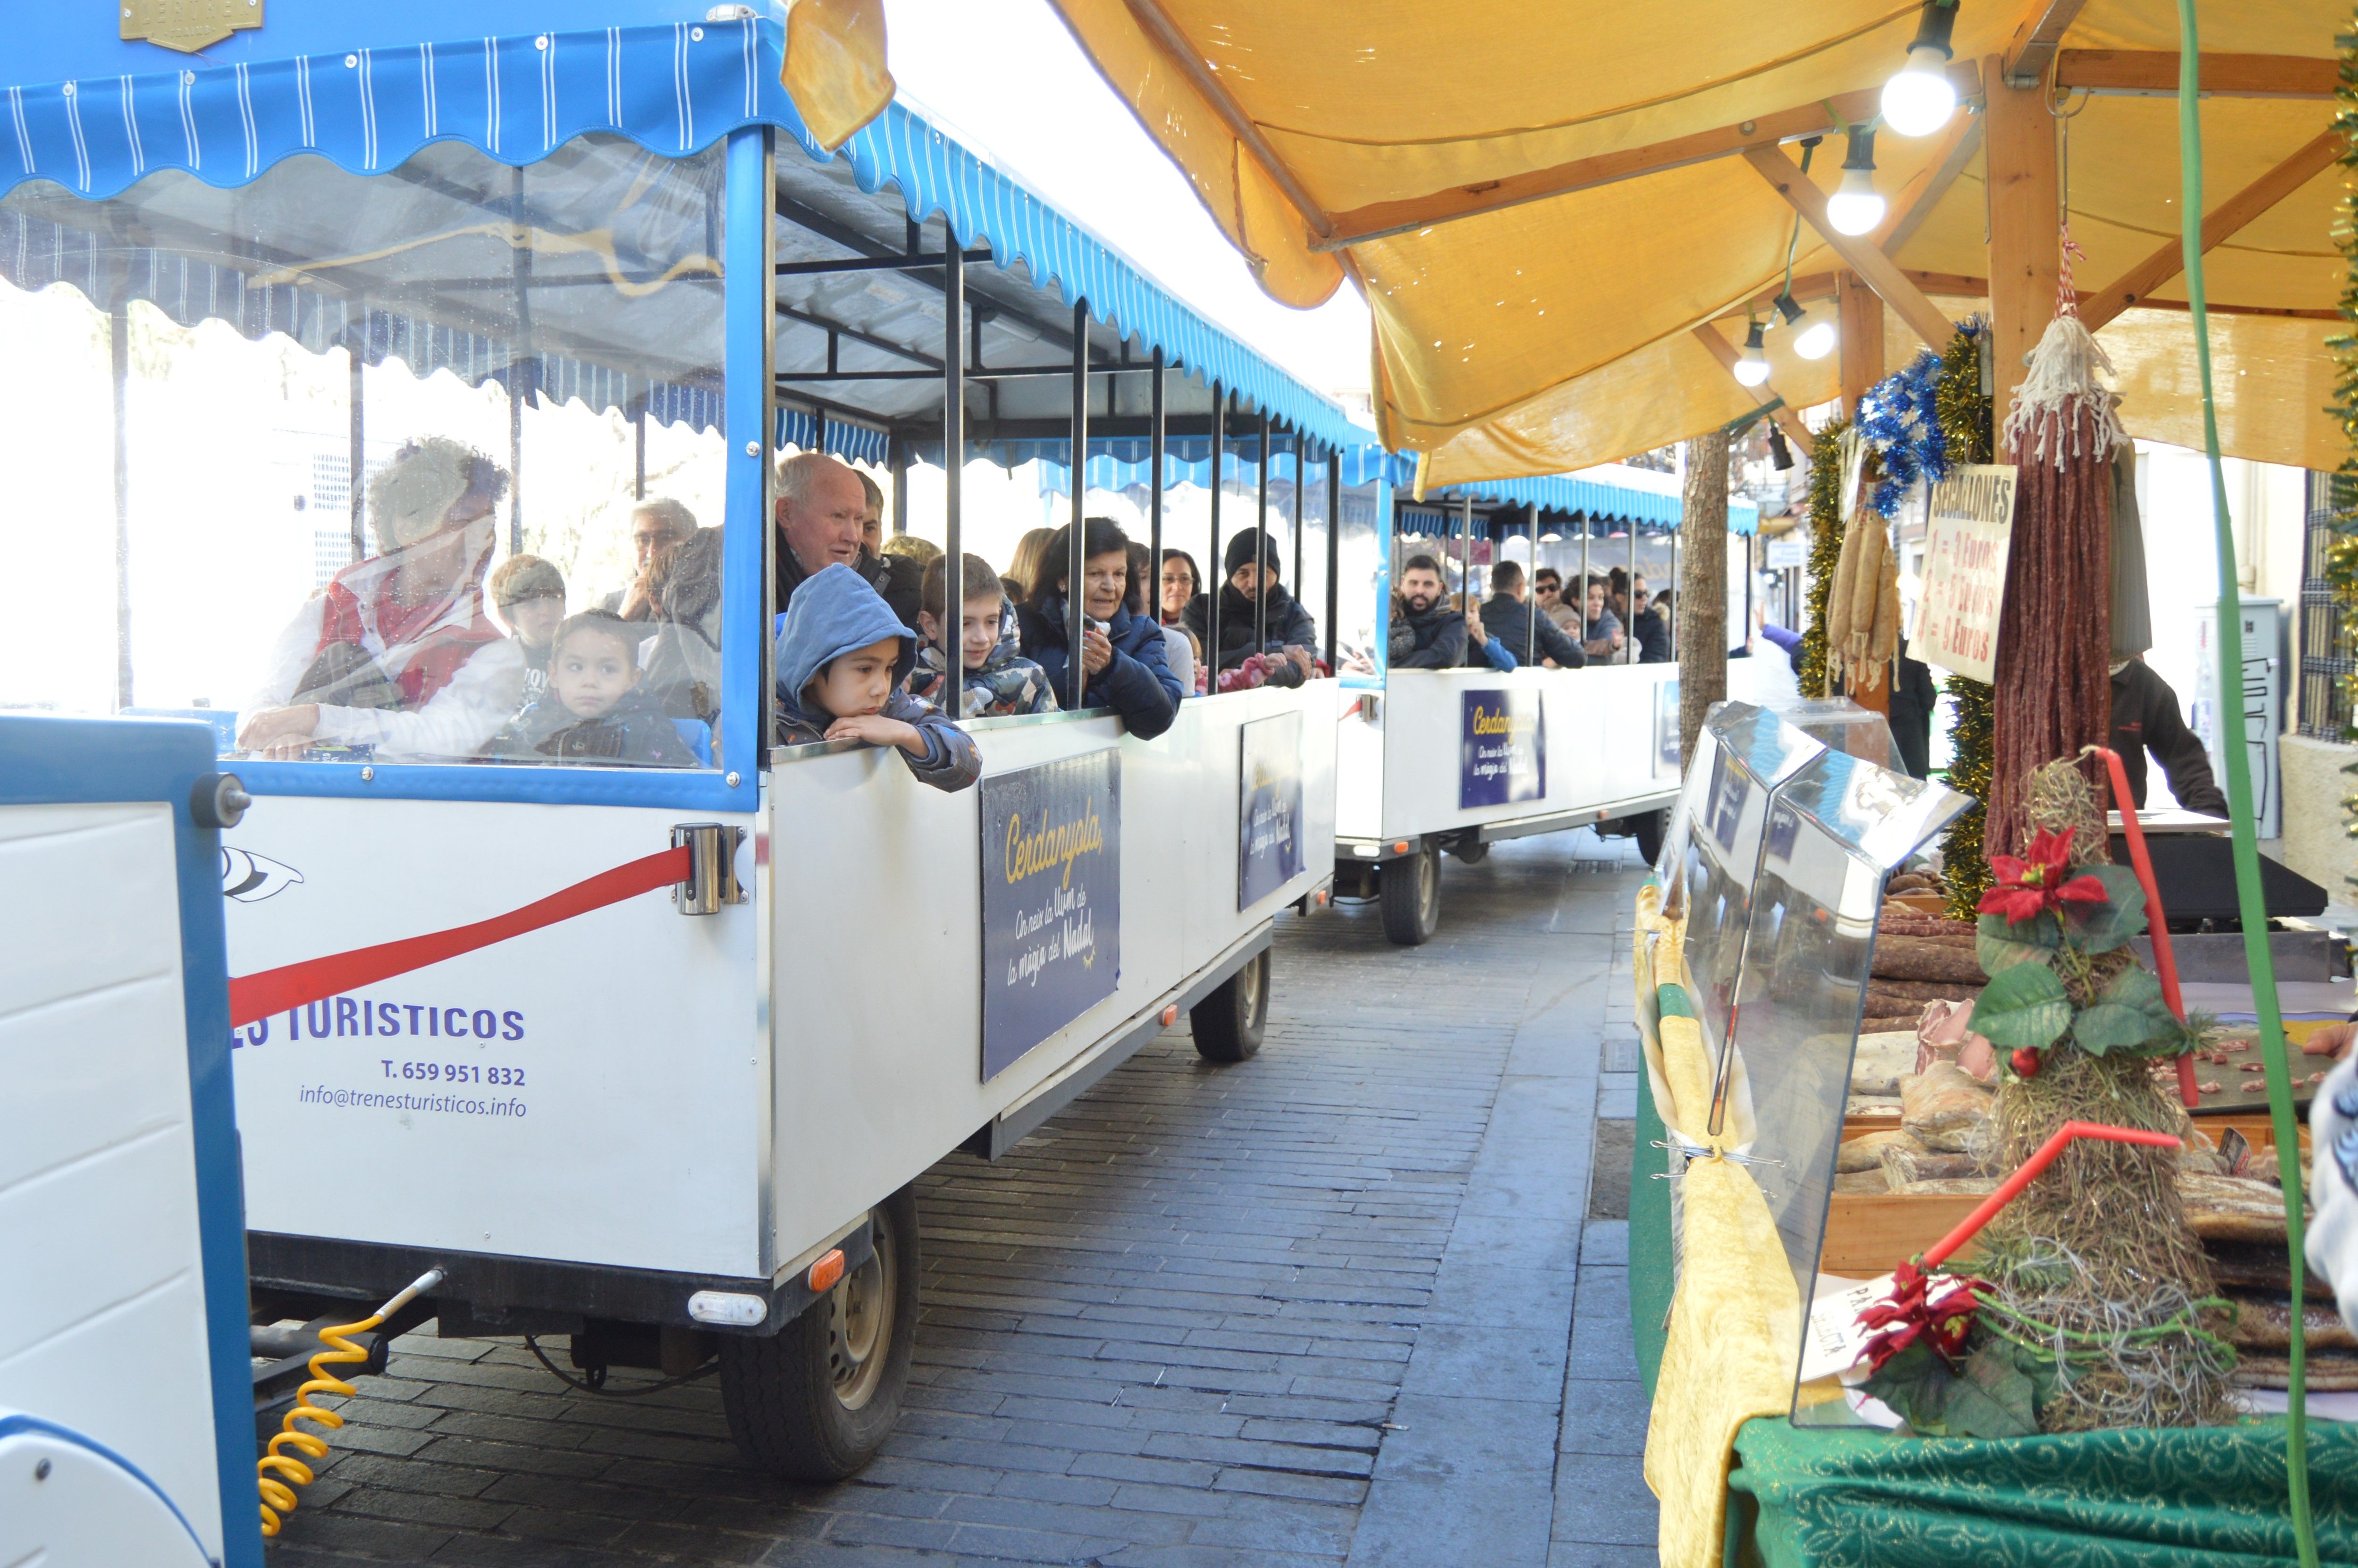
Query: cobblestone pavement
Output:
[[265, 835, 1657, 1568]]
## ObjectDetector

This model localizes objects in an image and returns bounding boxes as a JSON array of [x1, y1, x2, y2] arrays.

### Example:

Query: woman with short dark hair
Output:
[[1018, 517, 1180, 739]]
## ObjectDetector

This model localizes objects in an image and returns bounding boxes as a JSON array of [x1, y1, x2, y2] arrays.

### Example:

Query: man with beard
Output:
[[1185, 527, 1319, 680], [1387, 555, 1467, 669], [774, 452, 921, 628]]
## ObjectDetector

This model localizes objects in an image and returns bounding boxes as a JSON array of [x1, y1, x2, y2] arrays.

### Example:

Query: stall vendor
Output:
[[2110, 655, 2227, 817], [237, 437, 524, 762]]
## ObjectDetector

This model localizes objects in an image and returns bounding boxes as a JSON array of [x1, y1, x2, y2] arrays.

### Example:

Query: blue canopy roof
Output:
[[0, 5, 1363, 463], [1429, 470, 1759, 536]]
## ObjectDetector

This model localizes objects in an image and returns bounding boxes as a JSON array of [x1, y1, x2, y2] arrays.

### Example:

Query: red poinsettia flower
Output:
[[1976, 826, 2109, 925], [1859, 1260, 1987, 1373]]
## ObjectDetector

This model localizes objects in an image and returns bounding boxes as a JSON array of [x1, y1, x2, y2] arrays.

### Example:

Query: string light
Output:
[[1795, 320, 1838, 360], [1881, 1, 1960, 137], [1826, 125, 1886, 236], [1735, 320, 1772, 387]]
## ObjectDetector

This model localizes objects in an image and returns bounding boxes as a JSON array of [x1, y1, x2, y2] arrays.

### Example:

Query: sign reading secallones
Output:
[[1238, 711, 1305, 910], [1918, 464, 2019, 684], [979, 751, 1121, 1081], [1459, 689, 1546, 809]]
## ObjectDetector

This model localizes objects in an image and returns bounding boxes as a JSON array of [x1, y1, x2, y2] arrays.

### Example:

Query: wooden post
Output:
[[1837, 271, 1883, 417], [1678, 431, 1729, 764], [1983, 52, 2060, 455]]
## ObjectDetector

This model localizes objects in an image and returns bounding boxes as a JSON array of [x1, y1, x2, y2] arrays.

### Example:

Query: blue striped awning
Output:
[[1430, 471, 1759, 535], [0, 15, 1364, 464], [775, 406, 888, 467]]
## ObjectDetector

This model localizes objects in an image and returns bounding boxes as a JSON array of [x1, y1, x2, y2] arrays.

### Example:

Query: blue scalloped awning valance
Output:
[[775, 406, 887, 467], [0, 204, 724, 430], [0, 17, 1363, 470], [1430, 471, 1758, 535]]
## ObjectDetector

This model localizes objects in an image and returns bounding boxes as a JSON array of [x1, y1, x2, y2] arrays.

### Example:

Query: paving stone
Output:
[[256, 840, 1662, 1568]]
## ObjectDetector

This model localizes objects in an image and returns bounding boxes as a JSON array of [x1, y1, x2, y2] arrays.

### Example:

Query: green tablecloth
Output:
[[1628, 1054, 2358, 1568]]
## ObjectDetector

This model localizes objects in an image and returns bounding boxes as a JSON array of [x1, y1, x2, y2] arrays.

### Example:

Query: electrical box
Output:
[[2192, 598, 2282, 840]]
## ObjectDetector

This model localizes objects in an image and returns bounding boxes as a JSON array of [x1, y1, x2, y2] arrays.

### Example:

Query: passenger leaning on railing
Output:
[[909, 552, 1058, 719], [1184, 527, 1318, 682], [1018, 517, 1180, 741], [237, 437, 524, 762], [773, 563, 979, 791]]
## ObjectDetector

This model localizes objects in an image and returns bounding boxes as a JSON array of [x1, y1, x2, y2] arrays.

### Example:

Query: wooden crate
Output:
[[1822, 1111, 2310, 1278]]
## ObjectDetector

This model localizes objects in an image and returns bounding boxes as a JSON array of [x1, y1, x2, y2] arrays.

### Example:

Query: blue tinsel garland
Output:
[[1855, 316, 1984, 517]]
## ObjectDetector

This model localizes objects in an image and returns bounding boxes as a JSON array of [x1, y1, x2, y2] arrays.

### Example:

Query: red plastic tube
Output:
[[2091, 746, 2199, 1109], [1923, 1120, 2181, 1268]]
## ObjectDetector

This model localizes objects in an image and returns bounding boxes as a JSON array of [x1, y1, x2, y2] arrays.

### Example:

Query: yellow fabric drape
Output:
[[1632, 879, 1820, 1568], [781, 0, 895, 152], [1047, 0, 2345, 480]]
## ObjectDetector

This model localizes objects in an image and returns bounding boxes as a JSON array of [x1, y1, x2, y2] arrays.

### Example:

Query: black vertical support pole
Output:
[[1581, 521, 1592, 650], [1207, 387, 1225, 690], [1323, 444, 1340, 675], [1458, 496, 1474, 621], [1255, 412, 1270, 658], [632, 397, 647, 501], [1067, 298, 1089, 710], [1628, 524, 1638, 662], [1149, 346, 1165, 634], [889, 431, 908, 535], [1290, 430, 1305, 632], [110, 303, 133, 711], [943, 244, 965, 705], [347, 329, 367, 563], [1526, 502, 1539, 666]]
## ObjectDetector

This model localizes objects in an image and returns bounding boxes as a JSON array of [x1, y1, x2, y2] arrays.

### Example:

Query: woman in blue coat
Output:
[[1018, 516, 1181, 740]]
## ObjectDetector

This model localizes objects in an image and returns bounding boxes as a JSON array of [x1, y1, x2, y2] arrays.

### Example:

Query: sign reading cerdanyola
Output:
[[979, 750, 1120, 1081]]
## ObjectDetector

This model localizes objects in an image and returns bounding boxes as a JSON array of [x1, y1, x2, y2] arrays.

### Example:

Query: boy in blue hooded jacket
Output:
[[774, 562, 979, 791]]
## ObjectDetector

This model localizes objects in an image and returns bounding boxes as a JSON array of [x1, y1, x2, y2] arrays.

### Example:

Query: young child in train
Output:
[[481, 610, 698, 767], [909, 552, 1060, 719], [774, 562, 980, 791], [488, 553, 566, 711]]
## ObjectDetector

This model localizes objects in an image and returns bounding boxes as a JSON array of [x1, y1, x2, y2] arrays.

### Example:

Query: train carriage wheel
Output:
[[1379, 843, 1442, 946], [1191, 946, 1269, 1062], [719, 1183, 920, 1481]]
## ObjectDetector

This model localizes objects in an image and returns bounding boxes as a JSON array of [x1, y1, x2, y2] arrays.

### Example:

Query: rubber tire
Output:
[[1633, 807, 1666, 868], [1190, 947, 1269, 1062], [1379, 843, 1442, 946], [719, 1184, 920, 1481], [1448, 835, 1489, 865]]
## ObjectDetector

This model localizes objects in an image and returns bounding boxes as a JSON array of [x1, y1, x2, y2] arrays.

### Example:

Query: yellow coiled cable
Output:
[[255, 1268, 442, 1538]]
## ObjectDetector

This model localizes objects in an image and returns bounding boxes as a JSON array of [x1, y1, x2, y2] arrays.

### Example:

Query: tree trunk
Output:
[[1678, 432, 1730, 766]]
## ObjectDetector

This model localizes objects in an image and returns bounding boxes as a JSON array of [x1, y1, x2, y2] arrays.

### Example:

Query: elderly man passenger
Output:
[[774, 452, 921, 627], [237, 437, 522, 761]]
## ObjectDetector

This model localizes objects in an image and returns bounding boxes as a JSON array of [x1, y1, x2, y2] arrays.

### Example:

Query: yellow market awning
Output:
[[1046, 1, 2344, 481]]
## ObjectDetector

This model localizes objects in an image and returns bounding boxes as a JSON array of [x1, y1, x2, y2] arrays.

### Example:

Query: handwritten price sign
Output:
[[1918, 464, 2018, 684]]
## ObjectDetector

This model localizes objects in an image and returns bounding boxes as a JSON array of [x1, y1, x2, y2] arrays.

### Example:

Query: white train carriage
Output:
[[1, 0, 1358, 1489], [1334, 475, 1767, 943]]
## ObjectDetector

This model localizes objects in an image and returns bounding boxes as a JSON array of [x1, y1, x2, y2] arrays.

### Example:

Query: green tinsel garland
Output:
[[1933, 322, 1998, 919], [1796, 417, 1850, 699], [2329, 25, 2358, 867]]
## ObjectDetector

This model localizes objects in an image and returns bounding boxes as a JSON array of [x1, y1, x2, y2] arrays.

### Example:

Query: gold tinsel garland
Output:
[[1934, 322, 1998, 918], [1796, 416, 1850, 699], [2329, 25, 2358, 860]]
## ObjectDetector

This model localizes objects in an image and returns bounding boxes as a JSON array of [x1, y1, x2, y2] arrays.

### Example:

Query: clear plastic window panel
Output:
[[1659, 703, 1970, 1421], [0, 133, 728, 768], [1336, 477, 1385, 684]]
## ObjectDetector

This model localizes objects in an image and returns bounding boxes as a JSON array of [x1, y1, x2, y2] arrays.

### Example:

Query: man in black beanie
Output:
[[1185, 526, 1320, 678]]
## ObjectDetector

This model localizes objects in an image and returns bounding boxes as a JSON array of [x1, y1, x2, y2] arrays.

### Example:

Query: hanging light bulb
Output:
[[1826, 125, 1886, 236], [1881, 1, 1960, 137], [1734, 320, 1772, 387], [1794, 320, 1838, 360]]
